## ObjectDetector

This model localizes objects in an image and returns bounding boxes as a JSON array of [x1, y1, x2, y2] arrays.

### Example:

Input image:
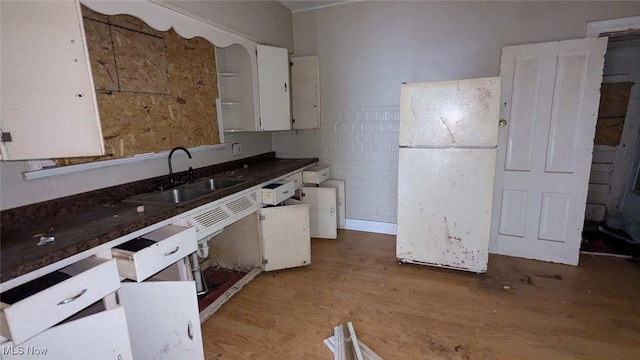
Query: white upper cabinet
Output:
[[0, 0, 104, 160], [217, 44, 292, 132], [216, 45, 259, 133], [291, 55, 320, 130], [257, 45, 292, 131]]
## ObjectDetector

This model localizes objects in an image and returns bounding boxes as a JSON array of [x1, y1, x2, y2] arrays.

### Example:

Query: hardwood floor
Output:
[[201, 230, 640, 359]]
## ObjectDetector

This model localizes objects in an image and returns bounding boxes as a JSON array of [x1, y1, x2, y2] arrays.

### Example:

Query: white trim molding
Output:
[[288, 0, 365, 14], [586, 16, 640, 38], [23, 144, 229, 180], [345, 219, 397, 235]]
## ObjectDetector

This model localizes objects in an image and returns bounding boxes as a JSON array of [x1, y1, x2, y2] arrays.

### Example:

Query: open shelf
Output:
[[215, 44, 256, 132]]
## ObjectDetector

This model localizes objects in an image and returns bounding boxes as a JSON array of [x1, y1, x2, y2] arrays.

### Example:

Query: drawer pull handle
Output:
[[187, 321, 194, 340], [164, 246, 180, 256], [282, 190, 289, 195], [322, 172, 328, 176], [57, 288, 87, 305]]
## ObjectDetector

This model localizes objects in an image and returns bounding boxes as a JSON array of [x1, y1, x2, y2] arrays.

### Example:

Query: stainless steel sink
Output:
[[125, 178, 247, 205], [182, 178, 246, 191], [127, 188, 211, 205]]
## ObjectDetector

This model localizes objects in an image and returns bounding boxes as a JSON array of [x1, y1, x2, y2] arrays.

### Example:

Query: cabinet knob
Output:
[[499, 119, 507, 127]]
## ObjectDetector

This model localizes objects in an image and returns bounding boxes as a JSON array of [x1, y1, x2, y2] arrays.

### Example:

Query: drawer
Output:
[[111, 225, 196, 282], [261, 181, 295, 205], [283, 171, 303, 190], [302, 165, 330, 184], [0, 258, 120, 345], [0, 307, 132, 359]]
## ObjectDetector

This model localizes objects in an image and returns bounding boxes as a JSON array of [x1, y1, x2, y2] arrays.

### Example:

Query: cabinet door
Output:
[[0, 0, 104, 160], [260, 199, 311, 271], [291, 56, 320, 129], [118, 281, 204, 360], [0, 307, 132, 360], [301, 186, 337, 239], [321, 179, 346, 229], [257, 45, 291, 131]]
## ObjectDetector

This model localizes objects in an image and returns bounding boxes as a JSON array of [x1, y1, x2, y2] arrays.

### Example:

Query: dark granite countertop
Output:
[[0, 153, 317, 284]]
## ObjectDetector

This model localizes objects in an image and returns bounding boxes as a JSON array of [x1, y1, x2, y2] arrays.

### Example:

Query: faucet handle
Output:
[[188, 167, 195, 183]]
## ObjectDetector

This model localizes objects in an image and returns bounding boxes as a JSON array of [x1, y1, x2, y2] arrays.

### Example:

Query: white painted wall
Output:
[[0, 132, 272, 210], [277, 1, 640, 226], [164, 0, 294, 51], [271, 130, 319, 158]]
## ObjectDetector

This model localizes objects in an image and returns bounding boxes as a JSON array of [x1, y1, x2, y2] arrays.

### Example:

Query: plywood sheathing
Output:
[[108, 13, 163, 37], [57, 8, 220, 166], [80, 5, 108, 23], [594, 82, 634, 146], [83, 19, 118, 92], [112, 26, 170, 94]]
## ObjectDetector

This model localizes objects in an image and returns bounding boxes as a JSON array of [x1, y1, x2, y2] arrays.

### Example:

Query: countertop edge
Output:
[[1, 157, 318, 286]]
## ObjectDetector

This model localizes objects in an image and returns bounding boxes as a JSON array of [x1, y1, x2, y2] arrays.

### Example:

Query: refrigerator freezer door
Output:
[[399, 77, 501, 147], [396, 147, 496, 273]]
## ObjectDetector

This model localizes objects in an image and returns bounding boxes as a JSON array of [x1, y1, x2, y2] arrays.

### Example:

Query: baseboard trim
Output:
[[344, 219, 397, 235]]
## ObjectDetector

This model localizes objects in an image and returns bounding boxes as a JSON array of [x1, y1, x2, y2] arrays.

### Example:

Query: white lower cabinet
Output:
[[283, 171, 303, 190], [112, 225, 204, 360], [319, 179, 346, 229], [0, 258, 120, 345], [301, 185, 337, 239], [260, 181, 295, 205], [302, 166, 330, 184], [111, 225, 197, 282], [260, 199, 310, 271], [118, 281, 204, 359], [1, 224, 204, 360], [0, 307, 133, 360]]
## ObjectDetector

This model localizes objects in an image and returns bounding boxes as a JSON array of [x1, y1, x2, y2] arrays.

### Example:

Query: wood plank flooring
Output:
[[201, 230, 640, 359]]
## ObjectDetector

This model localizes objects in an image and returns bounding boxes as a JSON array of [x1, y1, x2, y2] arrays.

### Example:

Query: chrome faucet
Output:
[[168, 147, 192, 187]]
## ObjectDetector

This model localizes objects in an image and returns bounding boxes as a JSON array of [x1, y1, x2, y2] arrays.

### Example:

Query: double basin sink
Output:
[[126, 178, 247, 205]]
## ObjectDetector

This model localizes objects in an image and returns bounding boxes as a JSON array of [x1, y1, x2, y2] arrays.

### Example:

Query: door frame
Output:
[[586, 16, 640, 38], [586, 17, 640, 217]]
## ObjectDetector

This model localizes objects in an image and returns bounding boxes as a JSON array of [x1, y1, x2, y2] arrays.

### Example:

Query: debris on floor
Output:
[[603, 217, 640, 244], [324, 322, 383, 360]]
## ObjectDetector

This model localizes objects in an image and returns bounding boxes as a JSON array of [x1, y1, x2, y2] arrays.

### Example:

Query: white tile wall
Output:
[[320, 106, 399, 223]]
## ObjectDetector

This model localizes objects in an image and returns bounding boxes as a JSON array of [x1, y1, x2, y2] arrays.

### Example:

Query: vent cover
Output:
[[227, 197, 253, 214], [193, 207, 230, 232], [180, 189, 260, 239]]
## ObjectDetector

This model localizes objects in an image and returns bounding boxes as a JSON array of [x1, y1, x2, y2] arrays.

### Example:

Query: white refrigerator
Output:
[[396, 77, 501, 273]]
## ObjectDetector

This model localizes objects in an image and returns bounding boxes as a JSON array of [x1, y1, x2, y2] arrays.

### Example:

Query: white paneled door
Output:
[[490, 38, 607, 265]]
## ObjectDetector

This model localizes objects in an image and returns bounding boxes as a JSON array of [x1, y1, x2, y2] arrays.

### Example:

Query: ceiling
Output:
[[278, 1, 345, 12]]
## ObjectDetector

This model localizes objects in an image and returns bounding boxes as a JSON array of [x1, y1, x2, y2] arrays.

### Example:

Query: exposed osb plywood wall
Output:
[[57, 6, 220, 166], [594, 82, 634, 146]]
